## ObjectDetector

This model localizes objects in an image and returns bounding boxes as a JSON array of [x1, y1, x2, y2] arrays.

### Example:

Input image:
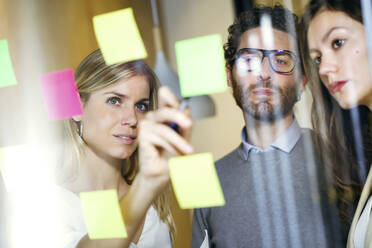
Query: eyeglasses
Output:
[[234, 48, 298, 74]]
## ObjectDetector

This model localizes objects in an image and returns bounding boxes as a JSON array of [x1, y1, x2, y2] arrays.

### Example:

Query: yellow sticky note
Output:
[[169, 152, 225, 209], [93, 8, 147, 65], [80, 190, 127, 239], [175, 34, 228, 97]]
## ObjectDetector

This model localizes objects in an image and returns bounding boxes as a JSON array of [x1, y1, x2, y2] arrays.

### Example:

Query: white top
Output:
[[354, 195, 372, 248], [55, 186, 172, 248]]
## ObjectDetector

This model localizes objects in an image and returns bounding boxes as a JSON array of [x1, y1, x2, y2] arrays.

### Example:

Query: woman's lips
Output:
[[328, 80, 348, 94], [113, 134, 136, 145]]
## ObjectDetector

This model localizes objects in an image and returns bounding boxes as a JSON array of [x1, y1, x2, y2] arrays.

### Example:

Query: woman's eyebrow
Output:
[[137, 98, 150, 102], [321, 26, 346, 43], [103, 92, 126, 97]]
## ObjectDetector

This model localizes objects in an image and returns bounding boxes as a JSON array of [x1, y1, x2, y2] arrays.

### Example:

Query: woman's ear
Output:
[[301, 75, 307, 90], [226, 65, 233, 88], [72, 115, 82, 122]]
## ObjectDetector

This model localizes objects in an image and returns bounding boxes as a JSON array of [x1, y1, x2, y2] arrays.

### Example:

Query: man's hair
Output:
[[224, 4, 301, 70]]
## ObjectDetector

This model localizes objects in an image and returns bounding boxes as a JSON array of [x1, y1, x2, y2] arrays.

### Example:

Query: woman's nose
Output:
[[318, 54, 339, 80], [121, 107, 138, 127]]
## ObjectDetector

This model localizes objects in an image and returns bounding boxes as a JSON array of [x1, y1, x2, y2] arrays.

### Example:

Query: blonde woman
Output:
[[57, 49, 193, 248]]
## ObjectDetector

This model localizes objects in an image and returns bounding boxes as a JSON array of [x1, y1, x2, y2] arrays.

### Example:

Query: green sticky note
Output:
[[80, 189, 127, 239], [169, 152, 225, 209], [0, 40, 17, 88], [175, 34, 228, 97], [93, 8, 147, 65]]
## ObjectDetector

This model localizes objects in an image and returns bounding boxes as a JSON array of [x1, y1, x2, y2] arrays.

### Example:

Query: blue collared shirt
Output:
[[240, 119, 301, 160]]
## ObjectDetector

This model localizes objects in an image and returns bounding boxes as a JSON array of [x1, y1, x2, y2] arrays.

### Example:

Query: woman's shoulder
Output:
[[136, 205, 172, 247]]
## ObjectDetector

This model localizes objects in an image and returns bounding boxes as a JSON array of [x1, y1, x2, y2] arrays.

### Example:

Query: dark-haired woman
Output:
[[301, 0, 372, 247]]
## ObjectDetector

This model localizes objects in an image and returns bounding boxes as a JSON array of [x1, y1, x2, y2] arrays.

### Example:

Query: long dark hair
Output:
[[299, 0, 371, 223]]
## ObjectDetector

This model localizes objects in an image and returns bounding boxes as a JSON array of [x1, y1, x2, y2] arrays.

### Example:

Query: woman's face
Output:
[[307, 10, 372, 109], [79, 74, 151, 160]]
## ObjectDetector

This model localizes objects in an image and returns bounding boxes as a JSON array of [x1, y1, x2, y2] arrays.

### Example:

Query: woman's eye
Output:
[[136, 103, 149, 112], [107, 97, 121, 105], [332, 39, 345, 49], [312, 56, 321, 65]]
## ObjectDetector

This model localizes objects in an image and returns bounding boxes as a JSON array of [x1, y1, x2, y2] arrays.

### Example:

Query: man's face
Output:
[[229, 27, 303, 122]]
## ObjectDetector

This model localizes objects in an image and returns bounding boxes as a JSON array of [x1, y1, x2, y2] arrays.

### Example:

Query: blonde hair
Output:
[[61, 49, 176, 242]]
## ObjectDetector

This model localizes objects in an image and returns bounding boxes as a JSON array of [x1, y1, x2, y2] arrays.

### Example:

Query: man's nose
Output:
[[259, 57, 273, 81]]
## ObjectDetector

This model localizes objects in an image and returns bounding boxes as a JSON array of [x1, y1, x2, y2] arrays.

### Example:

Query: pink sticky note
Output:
[[40, 69, 83, 120]]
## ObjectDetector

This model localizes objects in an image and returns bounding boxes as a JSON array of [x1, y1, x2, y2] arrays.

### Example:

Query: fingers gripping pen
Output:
[[169, 97, 190, 133]]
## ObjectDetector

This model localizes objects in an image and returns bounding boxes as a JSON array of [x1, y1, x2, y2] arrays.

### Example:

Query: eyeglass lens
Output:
[[236, 49, 295, 73]]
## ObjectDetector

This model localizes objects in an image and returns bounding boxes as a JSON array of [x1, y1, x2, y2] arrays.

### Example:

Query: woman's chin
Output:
[[336, 98, 358, 110], [333, 91, 359, 110]]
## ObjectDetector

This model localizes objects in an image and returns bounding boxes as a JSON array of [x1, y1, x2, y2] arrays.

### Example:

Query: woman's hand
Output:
[[137, 86, 193, 195]]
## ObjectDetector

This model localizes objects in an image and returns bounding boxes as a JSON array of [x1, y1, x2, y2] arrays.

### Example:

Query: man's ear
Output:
[[226, 65, 233, 88]]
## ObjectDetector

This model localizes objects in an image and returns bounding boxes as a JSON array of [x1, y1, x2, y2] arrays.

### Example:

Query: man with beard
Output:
[[191, 5, 346, 248]]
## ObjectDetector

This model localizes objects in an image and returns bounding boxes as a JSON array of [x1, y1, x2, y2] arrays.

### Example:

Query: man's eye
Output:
[[275, 59, 287, 65], [136, 103, 149, 112], [107, 97, 121, 105], [332, 39, 345, 49]]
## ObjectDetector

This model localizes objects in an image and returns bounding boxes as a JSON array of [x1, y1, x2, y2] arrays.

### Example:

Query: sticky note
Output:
[[169, 152, 225, 209], [40, 69, 83, 120], [93, 8, 147, 65], [175, 34, 228, 97], [0, 40, 17, 88], [80, 190, 127, 239]]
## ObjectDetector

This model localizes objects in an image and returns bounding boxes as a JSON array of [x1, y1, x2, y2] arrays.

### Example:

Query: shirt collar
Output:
[[240, 119, 301, 160]]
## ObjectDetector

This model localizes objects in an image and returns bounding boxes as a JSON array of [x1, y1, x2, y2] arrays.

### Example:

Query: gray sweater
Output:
[[191, 129, 346, 248]]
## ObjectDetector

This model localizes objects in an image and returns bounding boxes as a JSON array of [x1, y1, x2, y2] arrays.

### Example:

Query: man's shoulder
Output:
[[215, 144, 244, 168], [298, 127, 320, 144]]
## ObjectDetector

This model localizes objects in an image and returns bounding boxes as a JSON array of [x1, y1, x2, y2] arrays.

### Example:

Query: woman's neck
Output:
[[65, 147, 128, 194]]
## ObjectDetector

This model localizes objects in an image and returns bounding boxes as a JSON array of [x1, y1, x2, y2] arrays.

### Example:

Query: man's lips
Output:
[[252, 88, 275, 97], [328, 80, 348, 94], [113, 134, 136, 144]]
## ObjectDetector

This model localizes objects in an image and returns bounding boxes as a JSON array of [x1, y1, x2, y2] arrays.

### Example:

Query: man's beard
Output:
[[231, 77, 299, 122]]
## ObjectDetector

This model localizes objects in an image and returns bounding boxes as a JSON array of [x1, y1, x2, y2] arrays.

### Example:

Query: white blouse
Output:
[[354, 195, 372, 248], [55, 186, 172, 248]]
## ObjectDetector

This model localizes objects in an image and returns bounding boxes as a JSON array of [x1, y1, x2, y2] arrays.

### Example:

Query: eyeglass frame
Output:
[[234, 48, 299, 74]]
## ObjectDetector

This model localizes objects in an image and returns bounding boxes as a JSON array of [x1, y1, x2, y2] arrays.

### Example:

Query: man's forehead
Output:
[[238, 27, 296, 51]]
